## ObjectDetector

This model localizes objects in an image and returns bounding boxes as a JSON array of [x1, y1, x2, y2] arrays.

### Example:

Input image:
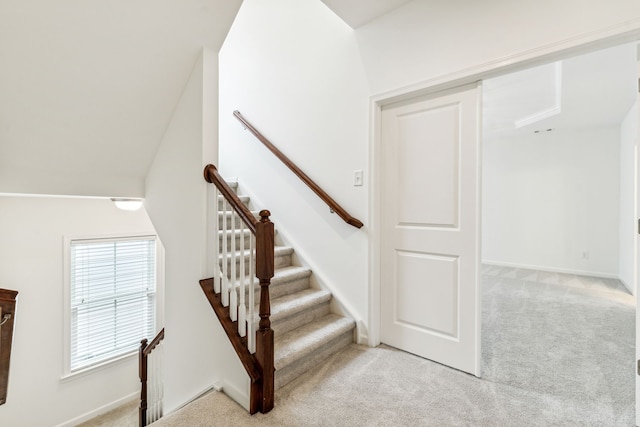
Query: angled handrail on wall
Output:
[[202, 163, 275, 414], [233, 110, 364, 229], [0, 288, 18, 406], [139, 328, 165, 427]]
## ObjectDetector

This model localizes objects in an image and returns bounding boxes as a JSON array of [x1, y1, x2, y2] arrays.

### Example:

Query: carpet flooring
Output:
[[86, 265, 635, 426]]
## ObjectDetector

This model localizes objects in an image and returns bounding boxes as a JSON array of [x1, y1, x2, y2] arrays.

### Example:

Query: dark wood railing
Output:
[[202, 163, 275, 414], [0, 288, 18, 406], [233, 110, 363, 229], [139, 328, 165, 427]]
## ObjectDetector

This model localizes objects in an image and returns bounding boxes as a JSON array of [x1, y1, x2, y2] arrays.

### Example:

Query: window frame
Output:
[[62, 232, 163, 380]]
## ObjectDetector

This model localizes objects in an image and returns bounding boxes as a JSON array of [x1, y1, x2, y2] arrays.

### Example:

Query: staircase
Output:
[[203, 177, 355, 408]]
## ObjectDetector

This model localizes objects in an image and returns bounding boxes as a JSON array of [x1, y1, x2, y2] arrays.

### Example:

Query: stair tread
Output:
[[218, 194, 249, 203], [267, 288, 331, 322], [219, 245, 293, 259], [217, 228, 278, 237], [218, 210, 260, 217], [273, 265, 312, 280], [227, 265, 311, 287], [274, 314, 355, 369]]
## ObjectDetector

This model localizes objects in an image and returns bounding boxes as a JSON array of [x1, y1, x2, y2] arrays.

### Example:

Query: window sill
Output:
[[60, 351, 137, 383]]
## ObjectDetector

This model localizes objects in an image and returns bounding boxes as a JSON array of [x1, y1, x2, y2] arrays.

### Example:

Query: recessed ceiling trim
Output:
[[514, 62, 562, 128]]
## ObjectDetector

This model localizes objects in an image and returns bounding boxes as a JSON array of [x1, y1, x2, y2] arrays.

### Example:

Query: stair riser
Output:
[[218, 254, 292, 278], [275, 330, 354, 390], [217, 214, 258, 230], [218, 232, 253, 252], [222, 273, 312, 301], [268, 275, 311, 300], [268, 301, 330, 337], [217, 198, 249, 210]]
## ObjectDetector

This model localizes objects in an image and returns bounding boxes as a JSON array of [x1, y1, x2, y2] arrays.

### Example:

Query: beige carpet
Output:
[[76, 398, 138, 427], [87, 266, 635, 426]]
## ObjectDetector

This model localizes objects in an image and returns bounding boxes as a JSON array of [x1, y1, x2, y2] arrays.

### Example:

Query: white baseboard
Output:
[[54, 391, 138, 427], [482, 259, 620, 280], [618, 276, 635, 295], [164, 383, 218, 415], [216, 379, 249, 411]]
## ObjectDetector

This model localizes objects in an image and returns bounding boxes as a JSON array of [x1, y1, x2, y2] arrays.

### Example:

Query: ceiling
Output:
[[0, 0, 242, 197], [321, 0, 413, 28], [1, 1, 635, 197], [483, 43, 638, 140]]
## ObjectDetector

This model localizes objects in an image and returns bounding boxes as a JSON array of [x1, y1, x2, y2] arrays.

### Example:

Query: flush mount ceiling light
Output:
[[111, 198, 143, 211]]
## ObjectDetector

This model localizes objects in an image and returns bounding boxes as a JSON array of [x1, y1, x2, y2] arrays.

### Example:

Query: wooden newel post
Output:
[[139, 339, 148, 427], [255, 210, 275, 413]]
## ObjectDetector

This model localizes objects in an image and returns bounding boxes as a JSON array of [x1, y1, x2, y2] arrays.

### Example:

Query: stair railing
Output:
[[139, 328, 165, 427], [233, 110, 364, 229], [202, 163, 275, 414], [0, 288, 18, 406]]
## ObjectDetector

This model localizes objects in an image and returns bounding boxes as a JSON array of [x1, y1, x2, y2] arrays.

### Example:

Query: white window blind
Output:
[[70, 236, 156, 372]]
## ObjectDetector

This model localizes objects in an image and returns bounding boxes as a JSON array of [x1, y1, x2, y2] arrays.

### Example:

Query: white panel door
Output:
[[380, 83, 481, 376]]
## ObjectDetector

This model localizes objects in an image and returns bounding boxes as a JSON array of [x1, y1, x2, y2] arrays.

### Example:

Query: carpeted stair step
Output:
[[229, 265, 312, 301], [217, 210, 261, 228], [219, 245, 293, 274], [218, 194, 249, 209], [218, 228, 278, 251], [263, 288, 331, 336], [211, 180, 357, 400], [274, 314, 355, 389]]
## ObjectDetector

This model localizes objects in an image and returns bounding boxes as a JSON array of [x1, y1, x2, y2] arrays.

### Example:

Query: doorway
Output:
[[372, 39, 639, 426], [480, 41, 637, 423]]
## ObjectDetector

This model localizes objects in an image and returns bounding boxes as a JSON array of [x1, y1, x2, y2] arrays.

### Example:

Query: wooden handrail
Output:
[[142, 328, 165, 357], [202, 164, 275, 414], [0, 288, 18, 406], [139, 328, 165, 427], [204, 164, 257, 233], [233, 110, 364, 229]]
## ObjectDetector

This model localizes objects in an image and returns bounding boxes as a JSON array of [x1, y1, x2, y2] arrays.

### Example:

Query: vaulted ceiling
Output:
[[0, 0, 415, 198], [0, 0, 242, 197], [1, 1, 635, 197], [321, 0, 413, 28]]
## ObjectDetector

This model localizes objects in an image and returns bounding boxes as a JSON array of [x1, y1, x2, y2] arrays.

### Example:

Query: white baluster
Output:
[[158, 341, 164, 419], [212, 188, 220, 293], [238, 220, 247, 337], [152, 349, 157, 422], [221, 199, 229, 306], [147, 350, 154, 423], [248, 233, 256, 353], [154, 349, 159, 422], [230, 211, 238, 321]]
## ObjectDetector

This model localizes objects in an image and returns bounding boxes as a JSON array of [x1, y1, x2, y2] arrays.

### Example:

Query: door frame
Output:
[[368, 23, 640, 348]]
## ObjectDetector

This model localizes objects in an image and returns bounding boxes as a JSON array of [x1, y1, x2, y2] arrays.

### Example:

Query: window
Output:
[[68, 236, 156, 373]]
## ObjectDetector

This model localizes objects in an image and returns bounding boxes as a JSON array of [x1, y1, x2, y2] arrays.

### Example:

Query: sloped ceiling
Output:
[[0, 0, 242, 197], [321, 0, 413, 28], [484, 43, 638, 139]]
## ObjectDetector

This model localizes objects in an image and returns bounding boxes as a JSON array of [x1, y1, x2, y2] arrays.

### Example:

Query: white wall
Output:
[[619, 102, 637, 292], [482, 128, 620, 276], [144, 50, 248, 413], [0, 196, 154, 427], [219, 0, 371, 335], [356, 0, 640, 95], [218, 0, 640, 349]]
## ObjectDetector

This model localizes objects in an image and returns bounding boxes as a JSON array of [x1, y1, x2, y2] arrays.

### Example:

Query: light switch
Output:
[[354, 170, 363, 186]]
